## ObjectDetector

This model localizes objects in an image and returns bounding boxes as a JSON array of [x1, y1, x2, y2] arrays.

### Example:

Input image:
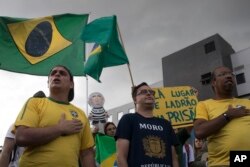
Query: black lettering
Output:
[[180, 99, 186, 107], [158, 89, 165, 99], [165, 101, 171, 108], [155, 101, 160, 109]]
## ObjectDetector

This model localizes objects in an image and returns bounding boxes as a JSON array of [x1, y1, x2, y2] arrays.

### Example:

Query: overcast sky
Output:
[[1, 0, 250, 145]]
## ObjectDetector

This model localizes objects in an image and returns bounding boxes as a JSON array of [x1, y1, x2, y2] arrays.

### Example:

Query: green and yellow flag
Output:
[[0, 13, 88, 76], [81, 15, 129, 82], [95, 133, 117, 167]]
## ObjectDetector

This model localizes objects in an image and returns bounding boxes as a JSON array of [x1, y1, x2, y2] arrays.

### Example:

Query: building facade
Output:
[[162, 33, 236, 100], [231, 47, 250, 98], [107, 34, 250, 124]]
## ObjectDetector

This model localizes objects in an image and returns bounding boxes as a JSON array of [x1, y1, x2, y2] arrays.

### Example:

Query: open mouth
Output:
[[53, 78, 61, 83], [225, 80, 233, 84]]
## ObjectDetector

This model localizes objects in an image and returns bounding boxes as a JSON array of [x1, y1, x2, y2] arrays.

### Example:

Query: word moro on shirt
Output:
[[139, 123, 164, 131]]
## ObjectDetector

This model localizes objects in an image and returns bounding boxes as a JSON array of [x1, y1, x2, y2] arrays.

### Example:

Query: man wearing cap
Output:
[[14, 65, 95, 167]]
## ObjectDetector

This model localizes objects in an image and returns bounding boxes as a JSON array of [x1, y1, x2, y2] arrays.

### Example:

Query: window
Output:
[[129, 108, 135, 113], [204, 41, 216, 54], [108, 115, 113, 122], [236, 73, 246, 85], [201, 72, 211, 85], [118, 112, 124, 121]]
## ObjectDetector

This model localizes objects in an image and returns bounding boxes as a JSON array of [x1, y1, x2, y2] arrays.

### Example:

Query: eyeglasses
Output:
[[137, 89, 155, 96], [216, 72, 235, 78]]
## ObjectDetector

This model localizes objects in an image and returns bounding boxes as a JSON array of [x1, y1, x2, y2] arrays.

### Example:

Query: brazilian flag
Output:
[[0, 13, 88, 76], [95, 133, 117, 167], [81, 15, 129, 82]]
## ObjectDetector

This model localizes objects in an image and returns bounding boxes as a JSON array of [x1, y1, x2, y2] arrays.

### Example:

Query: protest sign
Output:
[[153, 86, 198, 128]]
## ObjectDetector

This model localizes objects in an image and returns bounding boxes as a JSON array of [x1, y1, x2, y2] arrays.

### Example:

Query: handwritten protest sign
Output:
[[153, 86, 198, 129]]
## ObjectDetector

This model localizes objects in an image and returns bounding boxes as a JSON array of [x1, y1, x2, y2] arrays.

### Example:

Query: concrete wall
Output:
[[231, 47, 250, 97], [162, 34, 235, 100]]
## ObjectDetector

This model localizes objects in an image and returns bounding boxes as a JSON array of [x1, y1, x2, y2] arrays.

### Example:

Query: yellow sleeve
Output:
[[80, 110, 95, 150], [15, 98, 41, 128], [195, 101, 209, 120]]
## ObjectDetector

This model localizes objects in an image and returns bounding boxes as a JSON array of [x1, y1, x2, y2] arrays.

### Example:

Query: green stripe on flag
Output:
[[95, 133, 117, 166]]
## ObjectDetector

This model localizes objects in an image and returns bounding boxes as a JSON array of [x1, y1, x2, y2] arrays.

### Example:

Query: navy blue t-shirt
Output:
[[115, 113, 178, 167]]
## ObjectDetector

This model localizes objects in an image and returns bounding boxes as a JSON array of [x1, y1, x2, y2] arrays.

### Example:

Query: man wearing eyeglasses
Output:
[[194, 66, 250, 167], [115, 82, 179, 167]]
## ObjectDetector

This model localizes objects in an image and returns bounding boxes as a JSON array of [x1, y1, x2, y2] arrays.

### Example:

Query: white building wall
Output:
[[231, 47, 250, 96]]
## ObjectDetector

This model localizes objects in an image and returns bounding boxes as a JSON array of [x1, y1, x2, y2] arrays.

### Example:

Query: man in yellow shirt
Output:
[[14, 65, 95, 167], [194, 66, 250, 167]]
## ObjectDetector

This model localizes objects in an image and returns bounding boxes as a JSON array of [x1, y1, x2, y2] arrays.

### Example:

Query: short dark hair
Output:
[[210, 66, 231, 92], [49, 65, 74, 102], [33, 91, 46, 98], [132, 82, 149, 101], [104, 122, 116, 135]]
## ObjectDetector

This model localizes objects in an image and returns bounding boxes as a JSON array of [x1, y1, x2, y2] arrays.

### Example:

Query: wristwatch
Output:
[[223, 113, 230, 122]]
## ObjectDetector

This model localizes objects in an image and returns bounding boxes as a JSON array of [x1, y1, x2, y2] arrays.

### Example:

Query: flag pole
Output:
[[86, 76, 89, 115], [85, 13, 92, 116], [116, 22, 135, 87]]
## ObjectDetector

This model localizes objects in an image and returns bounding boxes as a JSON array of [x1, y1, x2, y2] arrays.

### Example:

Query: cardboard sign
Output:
[[153, 86, 198, 128]]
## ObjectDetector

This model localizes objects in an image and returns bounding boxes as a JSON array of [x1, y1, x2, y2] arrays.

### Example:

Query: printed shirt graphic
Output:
[[143, 135, 166, 158], [115, 113, 178, 167]]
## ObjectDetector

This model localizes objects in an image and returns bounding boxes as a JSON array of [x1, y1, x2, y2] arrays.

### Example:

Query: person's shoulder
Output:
[[154, 116, 168, 121], [25, 97, 46, 105], [118, 113, 136, 123], [197, 98, 213, 104], [154, 116, 172, 125], [29, 96, 46, 101], [196, 99, 215, 108], [122, 113, 136, 119], [235, 97, 250, 102]]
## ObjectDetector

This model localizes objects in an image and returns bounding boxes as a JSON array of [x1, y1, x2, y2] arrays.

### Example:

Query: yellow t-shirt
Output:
[[15, 97, 94, 167], [195, 98, 250, 167]]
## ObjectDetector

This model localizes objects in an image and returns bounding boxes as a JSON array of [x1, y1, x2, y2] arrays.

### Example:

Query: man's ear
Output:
[[70, 81, 74, 89], [211, 78, 216, 87]]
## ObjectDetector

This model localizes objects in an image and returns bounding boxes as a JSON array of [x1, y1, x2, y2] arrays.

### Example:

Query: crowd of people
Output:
[[0, 65, 249, 167]]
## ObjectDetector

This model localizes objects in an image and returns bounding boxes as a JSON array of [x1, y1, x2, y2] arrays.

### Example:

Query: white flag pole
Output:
[[84, 13, 92, 116], [116, 21, 135, 87]]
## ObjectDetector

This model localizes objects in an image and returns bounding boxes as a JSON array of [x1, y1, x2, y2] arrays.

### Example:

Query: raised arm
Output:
[[15, 113, 83, 147]]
